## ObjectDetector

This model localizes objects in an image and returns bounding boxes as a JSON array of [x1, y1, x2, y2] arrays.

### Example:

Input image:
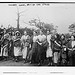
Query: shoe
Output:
[[38, 63, 41, 66], [12, 58, 15, 61], [29, 61, 32, 64], [15, 59, 18, 62], [51, 63, 53, 66], [4, 59, 7, 61], [48, 63, 51, 66], [24, 60, 27, 63]]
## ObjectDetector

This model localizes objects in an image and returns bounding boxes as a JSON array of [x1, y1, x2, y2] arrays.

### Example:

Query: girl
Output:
[[46, 30, 53, 66], [60, 34, 68, 66], [13, 31, 22, 62], [67, 35, 75, 66], [37, 30, 47, 65], [28, 31, 38, 64], [52, 34, 61, 66], [21, 31, 30, 63], [1, 29, 9, 61]]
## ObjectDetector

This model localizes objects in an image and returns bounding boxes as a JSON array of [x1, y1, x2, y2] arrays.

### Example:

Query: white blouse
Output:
[[33, 36, 38, 42], [37, 34, 46, 42], [47, 34, 51, 46], [72, 41, 75, 48], [21, 35, 29, 43]]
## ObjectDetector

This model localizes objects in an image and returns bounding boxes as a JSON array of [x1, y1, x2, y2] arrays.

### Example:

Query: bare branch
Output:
[[19, 9, 28, 14], [23, 21, 30, 25]]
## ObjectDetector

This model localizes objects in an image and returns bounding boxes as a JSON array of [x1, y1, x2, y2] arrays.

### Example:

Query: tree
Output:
[[16, 6, 27, 30], [28, 18, 55, 33], [68, 23, 75, 33], [44, 23, 54, 31]]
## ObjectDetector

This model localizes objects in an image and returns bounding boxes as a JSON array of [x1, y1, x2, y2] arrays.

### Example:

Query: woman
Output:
[[60, 34, 68, 66], [67, 35, 75, 66], [52, 34, 61, 66], [37, 30, 47, 65], [13, 31, 22, 62], [21, 31, 30, 63], [8, 32, 14, 59], [46, 30, 53, 66], [28, 31, 38, 64], [0, 29, 9, 61]]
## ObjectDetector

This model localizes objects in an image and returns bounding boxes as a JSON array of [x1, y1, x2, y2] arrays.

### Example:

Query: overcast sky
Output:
[[0, 3, 75, 33]]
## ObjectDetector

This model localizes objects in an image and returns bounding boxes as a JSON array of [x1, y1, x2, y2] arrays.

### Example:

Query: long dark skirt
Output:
[[68, 50, 73, 66], [60, 50, 67, 66], [28, 42, 38, 63], [72, 51, 75, 66], [8, 40, 14, 58], [36, 44, 47, 64]]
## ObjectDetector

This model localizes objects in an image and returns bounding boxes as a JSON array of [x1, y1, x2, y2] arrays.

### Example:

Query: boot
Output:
[[4, 57, 8, 61], [15, 56, 18, 62], [24, 59, 27, 63], [48, 57, 52, 66]]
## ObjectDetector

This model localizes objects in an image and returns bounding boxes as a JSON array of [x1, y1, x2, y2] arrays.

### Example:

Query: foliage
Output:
[[28, 18, 55, 33], [68, 23, 75, 33]]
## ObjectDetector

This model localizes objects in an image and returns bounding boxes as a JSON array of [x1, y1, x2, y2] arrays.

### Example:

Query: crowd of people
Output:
[[0, 26, 75, 66]]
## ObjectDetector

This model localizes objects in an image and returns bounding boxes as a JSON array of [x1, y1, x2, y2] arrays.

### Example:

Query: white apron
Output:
[[22, 47, 27, 59], [46, 46, 52, 58], [21, 35, 29, 59], [14, 47, 22, 56], [53, 52, 60, 63], [0, 46, 8, 56], [46, 34, 53, 58]]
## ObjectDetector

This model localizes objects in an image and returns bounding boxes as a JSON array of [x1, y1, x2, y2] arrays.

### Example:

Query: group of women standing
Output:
[[0, 28, 75, 66]]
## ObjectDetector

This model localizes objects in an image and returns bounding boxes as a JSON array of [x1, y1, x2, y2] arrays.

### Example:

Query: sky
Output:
[[0, 3, 75, 33]]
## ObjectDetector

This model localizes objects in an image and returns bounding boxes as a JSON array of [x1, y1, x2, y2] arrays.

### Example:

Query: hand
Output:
[[64, 48, 66, 51], [73, 48, 75, 51], [39, 43, 42, 45], [29, 44, 31, 48]]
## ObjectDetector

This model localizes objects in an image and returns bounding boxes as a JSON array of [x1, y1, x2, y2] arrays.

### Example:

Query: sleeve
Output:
[[27, 35, 30, 43], [49, 37, 51, 46], [66, 41, 70, 48], [44, 35, 46, 39], [21, 36, 23, 41], [21, 36, 24, 44]]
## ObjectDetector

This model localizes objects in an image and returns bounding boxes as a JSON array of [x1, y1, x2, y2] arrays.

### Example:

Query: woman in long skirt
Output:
[[13, 31, 22, 62], [37, 30, 47, 65], [60, 34, 68, 66], [8, 32, 14, 59], [1, 33, 9, 60], [28, 31, 38, 64], [21, 31, 30, 63], [52, 34, 61, 66], [67, 35, 75, 66], [46, 30, 53, 66]]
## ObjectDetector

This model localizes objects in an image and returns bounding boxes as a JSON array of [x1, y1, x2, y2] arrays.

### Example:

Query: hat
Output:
[[4, 33, 9, 39], [15, 31, 21, 36]]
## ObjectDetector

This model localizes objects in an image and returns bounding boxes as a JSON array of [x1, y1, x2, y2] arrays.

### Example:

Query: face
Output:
[[33, 32, 36, 36], [16, 33, 19, 36], [4, 29, 6, 34], [54, 34, 57, 38], [1, 25, 3, 29], [24, 31, 27, 35], [40, 31, 43, 35], [61, 35, 64, 39], [12, 32, 15, 36], [47, 31, 49, 35], [71, 36, 74, 40]]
